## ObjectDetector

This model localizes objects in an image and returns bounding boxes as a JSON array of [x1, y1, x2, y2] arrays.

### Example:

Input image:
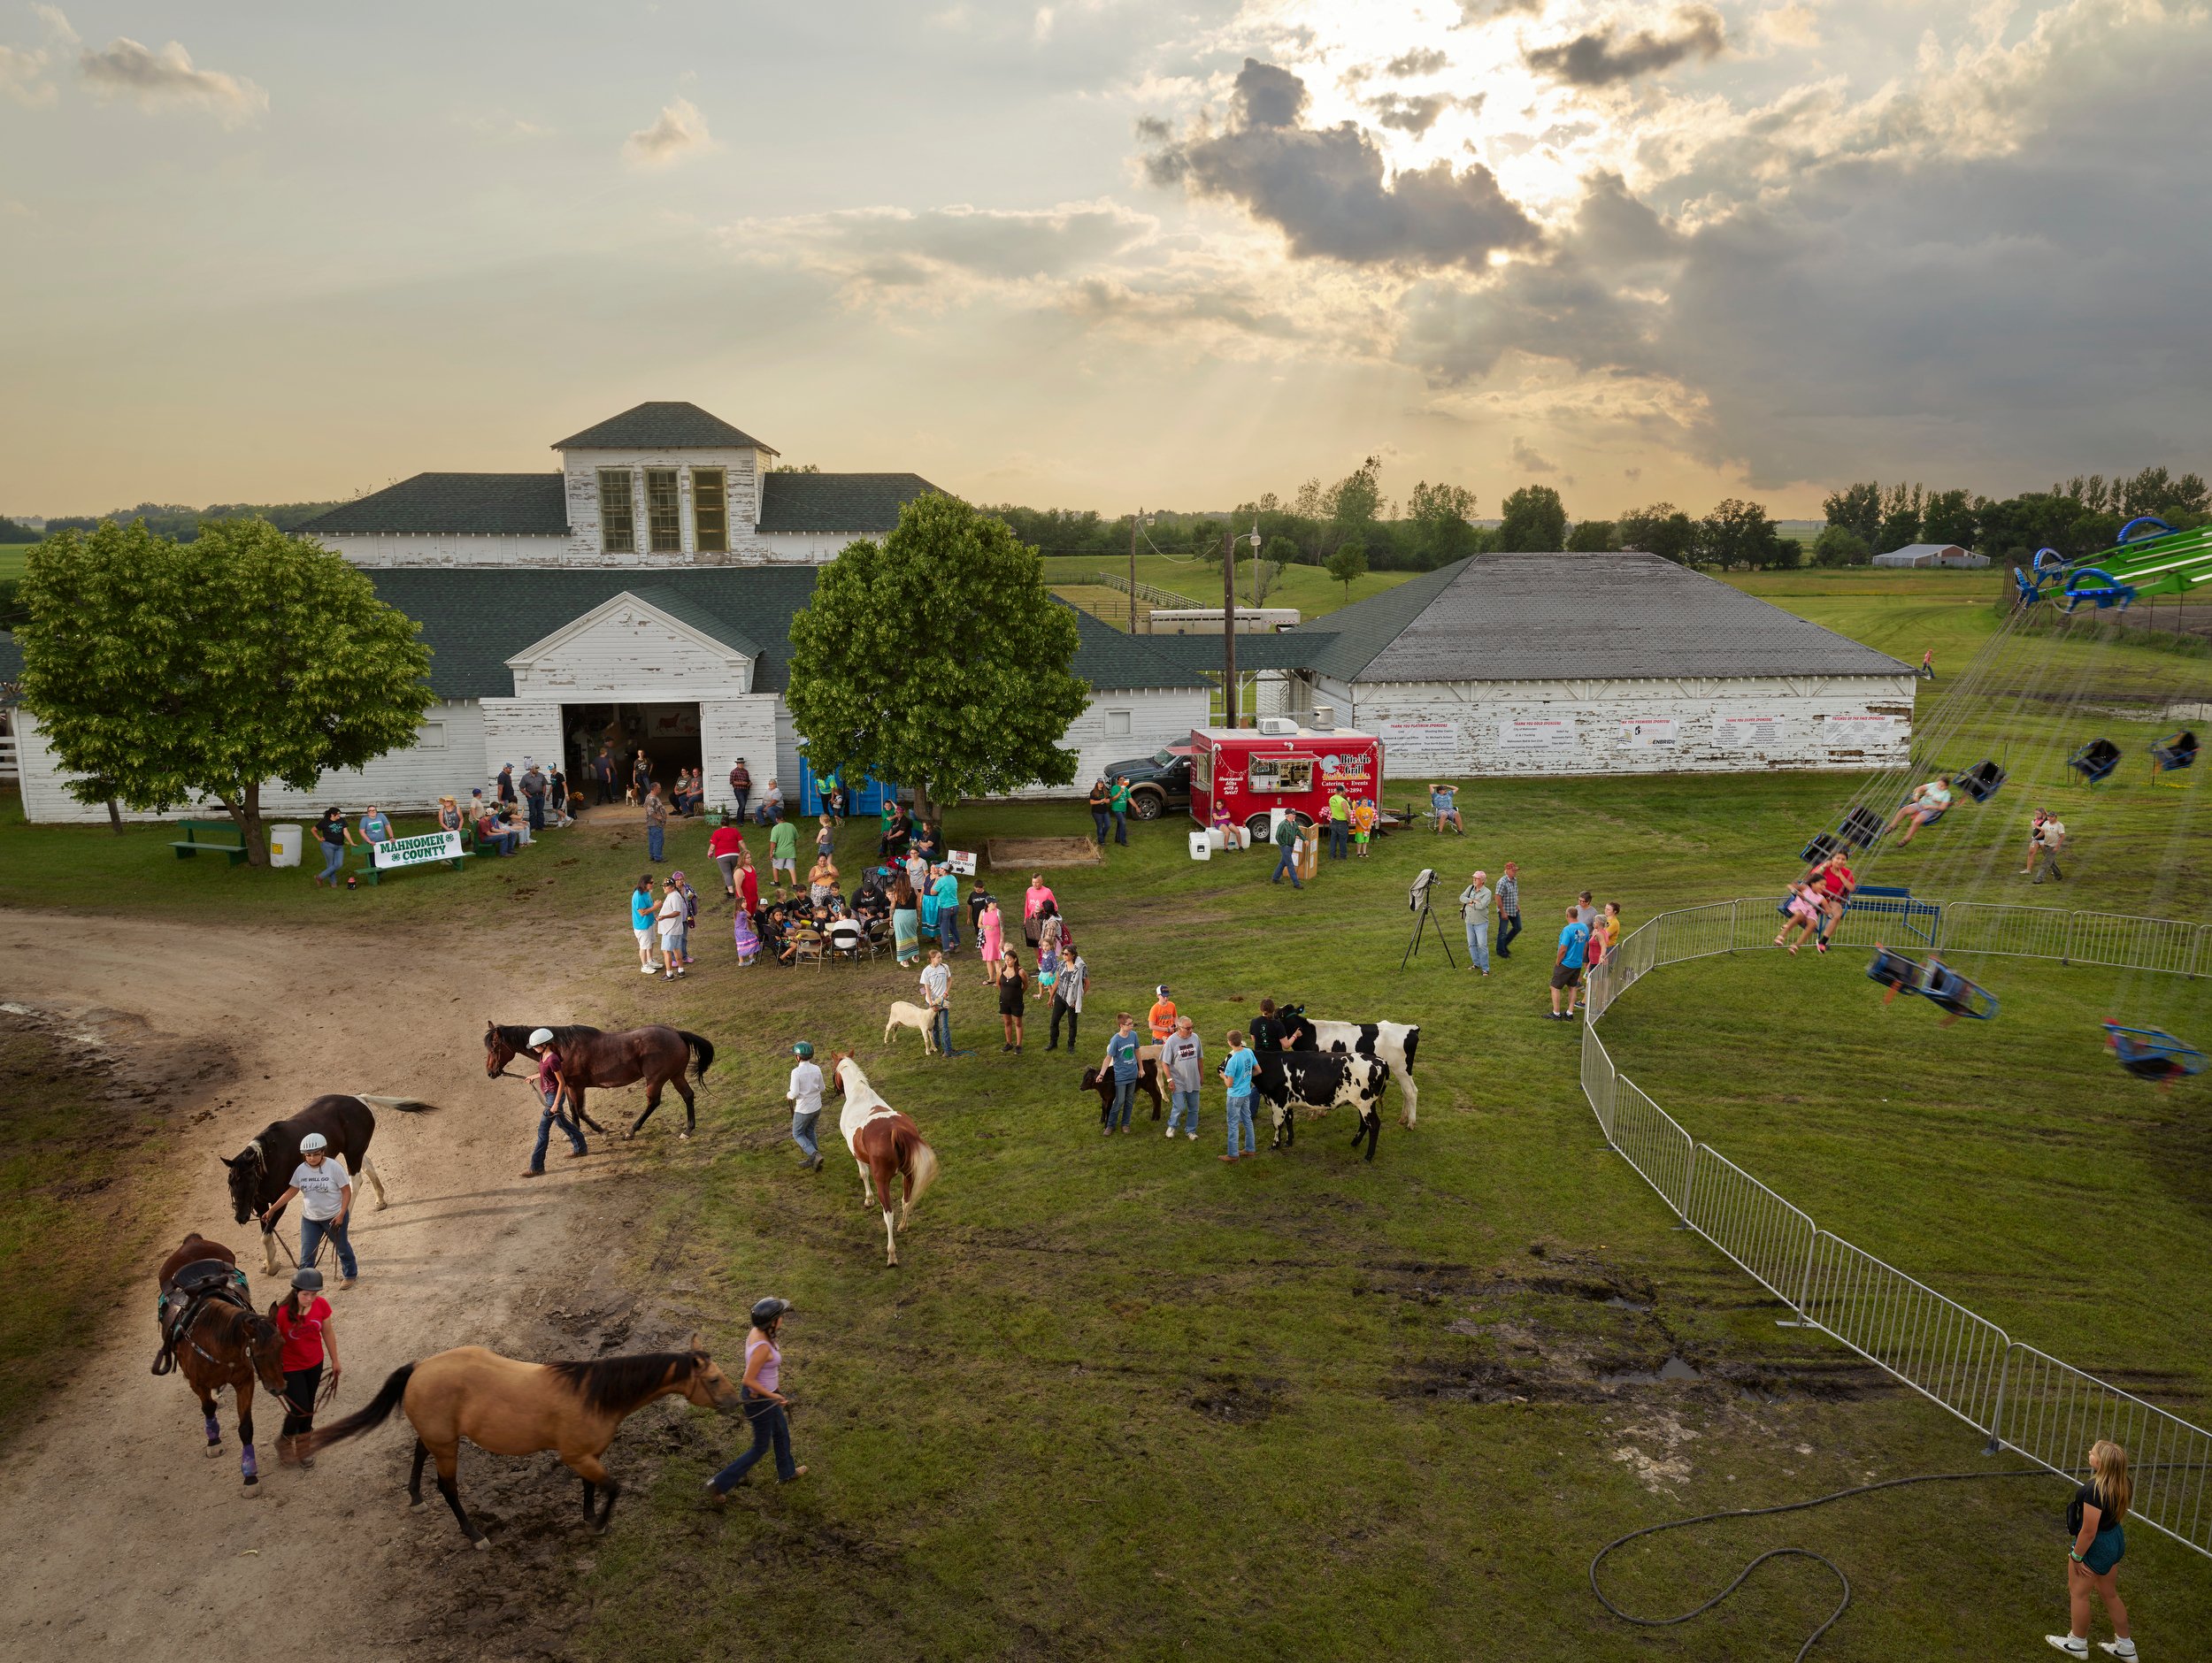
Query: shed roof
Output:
[[1877, 543, 1967, 562], [550, 401, 777, 452], [1285, 553, 1909, 682]]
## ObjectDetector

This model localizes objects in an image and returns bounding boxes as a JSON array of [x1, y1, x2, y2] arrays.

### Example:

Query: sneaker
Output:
[[2097, 1644, 2137, 1659], [2047, 1640, 2089, 1659], [1186, 1131, 1197, 1140], [641, 963, 657, 975], [1164, 1127, 1175, 1138]]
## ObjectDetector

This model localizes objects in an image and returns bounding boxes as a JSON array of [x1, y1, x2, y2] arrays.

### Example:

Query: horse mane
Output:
[[544, 1351, 698, 1415], [496, 1023, 604, 1051]]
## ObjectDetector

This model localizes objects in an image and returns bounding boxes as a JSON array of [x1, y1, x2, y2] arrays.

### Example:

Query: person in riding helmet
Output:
[[272, 1266, 339, 1466], [787, 1042, 826, 1172], [522, 1026, 588, 1178], [706, 1297, 807, 1498], [260, 1130, 357, 1288]]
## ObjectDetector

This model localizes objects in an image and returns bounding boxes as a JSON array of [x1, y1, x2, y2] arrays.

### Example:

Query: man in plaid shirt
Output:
[[1494, 862, 1522, 960]]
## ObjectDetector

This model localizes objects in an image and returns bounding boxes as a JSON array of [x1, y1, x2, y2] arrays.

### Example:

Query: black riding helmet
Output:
[[292, 1267, 324, 1291], [749, 1296, 792, 1328]]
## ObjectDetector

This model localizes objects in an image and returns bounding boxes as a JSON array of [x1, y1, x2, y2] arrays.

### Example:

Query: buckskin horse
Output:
[[830, 1054, 940, 1268], [485, 1023, 715, 1138], [152, 1233, 288, 1491], [303, 1337, 739, 1545], [222, 1093, 438, 1276]]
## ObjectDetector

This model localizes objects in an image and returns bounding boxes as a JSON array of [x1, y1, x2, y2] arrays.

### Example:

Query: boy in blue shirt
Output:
[[1102, 1014, 1142, 1135], [1218, 1031, 1258, 1161], [1549, 903, 1590, 1020]]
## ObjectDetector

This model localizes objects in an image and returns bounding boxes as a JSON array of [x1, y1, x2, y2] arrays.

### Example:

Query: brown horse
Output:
[[154, 1233, 288, 1490], [485, 1023, 715, 1138], [222, 1093, 438, 1275], [304, 1338, 739, 1544], [830, 1054, 940, 1267]]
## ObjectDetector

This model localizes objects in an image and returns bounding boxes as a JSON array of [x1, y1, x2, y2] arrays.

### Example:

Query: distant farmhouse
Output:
[[1872, 541, 1989, 569], [0, 410, 1917, 819]]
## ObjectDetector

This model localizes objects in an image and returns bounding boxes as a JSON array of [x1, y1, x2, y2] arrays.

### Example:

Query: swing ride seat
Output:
[[1839, 806, 1884, 850], [2150, 731, 2198, 778], [1844, 885, 1940, 945], [2062, 568, 2138, 615], [1955, 759, 2008, 803], [1920, 962, 2000, 1022], [2069, 739, 2123, 785], [2103, 1022, 2206, 1080], [1865, 946, 1926, 995]]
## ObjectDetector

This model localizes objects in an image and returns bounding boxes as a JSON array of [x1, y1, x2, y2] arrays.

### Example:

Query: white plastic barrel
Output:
[[268, 824, 303, 867], [1187, 830, 1211, 861]]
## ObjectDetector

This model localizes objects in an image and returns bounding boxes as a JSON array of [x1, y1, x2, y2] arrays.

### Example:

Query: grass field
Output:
[[1041, 552, 1415, 623], [7, 570, 2212, 1654], [0, 544, 33, 579]]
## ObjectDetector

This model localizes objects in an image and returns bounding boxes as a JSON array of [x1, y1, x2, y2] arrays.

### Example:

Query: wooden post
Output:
[[1223, 527, 1239, 729], [1129, 510, 1141, 634]]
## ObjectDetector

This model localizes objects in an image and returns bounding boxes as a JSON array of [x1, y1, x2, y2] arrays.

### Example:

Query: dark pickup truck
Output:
[[1104, 747, 1193, 820]]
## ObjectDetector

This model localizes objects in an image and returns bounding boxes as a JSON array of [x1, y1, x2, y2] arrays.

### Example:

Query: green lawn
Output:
[[1043, 552, 1414, 624], [0, 543, 34, 579]]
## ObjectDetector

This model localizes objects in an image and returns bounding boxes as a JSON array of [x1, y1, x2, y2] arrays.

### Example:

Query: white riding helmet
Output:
[[299, 1132, 328, 1153], [528, 1027, 556, 1046]]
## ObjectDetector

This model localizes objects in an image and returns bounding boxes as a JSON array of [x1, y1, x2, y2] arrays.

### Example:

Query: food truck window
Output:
[[1249, 755, 1312, 793], [1192, 747, 1211, 792]]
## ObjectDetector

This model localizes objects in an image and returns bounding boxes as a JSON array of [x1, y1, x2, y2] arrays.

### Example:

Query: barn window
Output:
[[1105, 709, 1132, 736], [694, 467, 728, 552], [416, 720, 447, 749], [645, 469, 682, 551], [597, 469, 634, 553]]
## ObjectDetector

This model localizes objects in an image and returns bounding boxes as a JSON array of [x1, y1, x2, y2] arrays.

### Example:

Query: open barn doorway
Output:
[[564, 701, 702, 802]]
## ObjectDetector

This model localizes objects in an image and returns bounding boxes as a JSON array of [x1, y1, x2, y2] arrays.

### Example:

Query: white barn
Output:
[[1147, 552, 1916, 776], [1, 402, 1213, 822]]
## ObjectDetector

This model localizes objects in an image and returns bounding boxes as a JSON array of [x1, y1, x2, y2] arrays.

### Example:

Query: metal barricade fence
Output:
[[1992, 1347, 2212, 1558], [1609, 1074, 1694, 1221], [1937, 902, 2071, 962], [1654, 900, 1740, 966], [1580, 1020, 1617, 1141], [1799, 1231, 2012, 1433], [2066, 910, 2201, 977], [1683, 1145, 1816, 1312]]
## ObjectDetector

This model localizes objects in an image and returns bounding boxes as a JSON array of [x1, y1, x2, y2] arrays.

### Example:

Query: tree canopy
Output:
[[787, 494, 1089, 811], [1496, 485, 1567, 553], [1325, 540, 1369, 600], [1617, 503, 1698, 564], [16, 518, 433, 862]]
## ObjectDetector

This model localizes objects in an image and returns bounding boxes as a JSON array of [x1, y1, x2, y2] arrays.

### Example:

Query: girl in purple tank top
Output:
[[706, 1297, 807, 1497]]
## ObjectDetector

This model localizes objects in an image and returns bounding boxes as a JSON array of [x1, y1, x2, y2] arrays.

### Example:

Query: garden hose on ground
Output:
[[1589, 1468, 2055, 1661]]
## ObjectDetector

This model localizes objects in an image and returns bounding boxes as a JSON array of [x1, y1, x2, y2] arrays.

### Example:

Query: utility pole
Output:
[[1128, 509, 1141, 634], [1223, 525, 1239, 730]]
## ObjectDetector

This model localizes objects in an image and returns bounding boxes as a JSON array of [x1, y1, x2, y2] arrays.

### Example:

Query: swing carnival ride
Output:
[[1791, 517, 2211, 1075]]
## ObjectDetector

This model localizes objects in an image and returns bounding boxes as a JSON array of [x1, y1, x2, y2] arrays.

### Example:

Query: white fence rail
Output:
[[1582, 893, 2212, 1560]]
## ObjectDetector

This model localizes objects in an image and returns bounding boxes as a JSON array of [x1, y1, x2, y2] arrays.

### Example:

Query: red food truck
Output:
[[1190, 722, 1385, 840]]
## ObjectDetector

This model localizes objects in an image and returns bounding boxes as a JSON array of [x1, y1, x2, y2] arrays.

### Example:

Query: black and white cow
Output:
[[1253, 1050, 1392, 1161], [1279, 1009, 1421, 1128]]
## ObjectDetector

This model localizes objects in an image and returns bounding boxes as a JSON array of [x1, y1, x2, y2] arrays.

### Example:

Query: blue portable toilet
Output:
[[797, 745, 894, 816]]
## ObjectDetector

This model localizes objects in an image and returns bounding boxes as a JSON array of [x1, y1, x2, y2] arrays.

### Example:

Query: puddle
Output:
[[1600, 1355, 1701, 1387]]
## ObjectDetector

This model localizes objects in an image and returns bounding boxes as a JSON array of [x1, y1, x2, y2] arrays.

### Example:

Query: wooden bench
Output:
[[168, 818, 249, 866]]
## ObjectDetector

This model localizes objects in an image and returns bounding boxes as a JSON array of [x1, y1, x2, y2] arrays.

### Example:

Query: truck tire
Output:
[[1129, 787, 1165, 822]]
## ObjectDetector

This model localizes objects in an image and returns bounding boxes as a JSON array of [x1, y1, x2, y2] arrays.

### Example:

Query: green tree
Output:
[[1325, 540, 1369, 601], [1697, 498, 1794, 569], [787, 494, 1088, 816], [1878, 481, 1924, 552], [1811, 525, 1872, 567], [1406, 479, 1480, 568], [1496, 485, 1567, 552], [1822, 480, 1883, 548], [1920, 489, 1978, 549], [1323, 457, 1384, 538], [16, 518, 433, 863], [1565, 517, 1617, 553], [1617, 502, 1697, 563]]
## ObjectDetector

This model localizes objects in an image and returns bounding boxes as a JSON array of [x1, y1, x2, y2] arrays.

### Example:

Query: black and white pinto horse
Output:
[[1254, 1050, 1392, 1161], [1279, 1006, 1421, 1128]]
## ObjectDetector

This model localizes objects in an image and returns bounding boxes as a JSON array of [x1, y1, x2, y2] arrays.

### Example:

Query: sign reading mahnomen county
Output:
[[373, 830, 465, 870]]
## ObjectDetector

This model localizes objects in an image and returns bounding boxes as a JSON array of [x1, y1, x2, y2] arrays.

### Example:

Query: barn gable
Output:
[[503, 588, 759, 697]]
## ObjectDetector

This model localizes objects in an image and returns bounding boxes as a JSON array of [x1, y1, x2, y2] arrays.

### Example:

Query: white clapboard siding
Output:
[[479, 699, 569, 784], [698, 698, 781, 809], [508, 594, 754, 696]]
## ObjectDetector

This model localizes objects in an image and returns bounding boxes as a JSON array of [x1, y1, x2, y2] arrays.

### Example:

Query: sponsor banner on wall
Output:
[[1499, 719, 1578, 752], [1824, 713, 1896, 747], [1376, 719, 1459, 769], [1616, 717, 1679, 751], [1715, 715, 1786, 749], [373, 830, 464, 870]]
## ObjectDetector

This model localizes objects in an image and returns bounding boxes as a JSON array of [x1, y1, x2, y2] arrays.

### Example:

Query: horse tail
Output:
[[356, 1094, 440, 1114], [904, 1132, 940, 1209], [680, 1031, 716, 1081], [301, 1361, 414, 1456]]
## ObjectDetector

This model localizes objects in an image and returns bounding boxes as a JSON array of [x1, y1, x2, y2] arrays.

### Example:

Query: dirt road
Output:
[[0, 908, 680, 1662]]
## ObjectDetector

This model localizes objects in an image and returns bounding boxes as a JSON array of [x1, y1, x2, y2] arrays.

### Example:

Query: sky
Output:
[[4, 0, 2209, 520]]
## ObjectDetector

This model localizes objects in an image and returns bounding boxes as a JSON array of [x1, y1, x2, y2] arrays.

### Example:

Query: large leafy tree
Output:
[[1822, 480, 1882, 549], [1496, 485, 1567, 552], [17, 518, 433, 863], [1325, 540, 1369, 600], [787, 494, 1088, 816], [1617, 502, 1698, 564], [1697, 498, 1796, 570], [1406, 479, 1480, 567]]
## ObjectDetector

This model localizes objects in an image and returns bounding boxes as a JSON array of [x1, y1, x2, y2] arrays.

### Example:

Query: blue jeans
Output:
[[1329, 820, 1348, 859], [1496, 912, 1522, 957], [1111, 1077, 1138, 1130], [940, 911, 959, 950], [526, 793, 545, 830], [1112, 810, 1127, 846], [647, 823, 664, 862], [1169, 1089, 1201, 1135], [531, 1101, 588, 1170], [931, 1007, 952, 1055], [491, 832, 518, 855], [1271, 847, 1302, 887], [1466, 919, 1490, 972], [792, 1108, 820, 1162], [319, 841, 345, 882], [299, 1214, 357, 1279], [710, 1391, 796, 1491], [1093, 809, 1110, 845], [1225, 1093, 1256, 1156]]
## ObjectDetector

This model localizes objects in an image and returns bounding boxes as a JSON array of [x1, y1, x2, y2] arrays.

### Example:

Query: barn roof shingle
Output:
[[550, 401, 777, 452], [298, 473, 567, 537], [756, 472, 942, 533]]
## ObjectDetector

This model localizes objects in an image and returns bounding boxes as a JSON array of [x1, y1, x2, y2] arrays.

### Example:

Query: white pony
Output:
[[883, 1000, 937, 1054], [831, 1054, 940, 1267]]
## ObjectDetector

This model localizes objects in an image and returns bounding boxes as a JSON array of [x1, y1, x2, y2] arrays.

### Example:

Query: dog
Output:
[[885, 1000, 937, 1056], [623, 785, 641, 807]]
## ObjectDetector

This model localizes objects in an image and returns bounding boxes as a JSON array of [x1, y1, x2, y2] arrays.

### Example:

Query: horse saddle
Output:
[[152, 1260, 250, 1376]]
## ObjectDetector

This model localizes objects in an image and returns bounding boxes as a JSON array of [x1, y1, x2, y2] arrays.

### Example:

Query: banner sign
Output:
[[1499, 719, 1578, 752], [948, 849, 979, 876], [1715, 715, 1785, 749], [372, 830, 463, 870], [1615, 717, 1679, 751], [1377, 719, 1458, 769], [1824, 714, 1896, 747], [1317, 750, 1374, 790]]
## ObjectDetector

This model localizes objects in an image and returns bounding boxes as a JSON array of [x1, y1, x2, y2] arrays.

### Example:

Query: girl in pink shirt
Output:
[[979, 899, 1004, 984]]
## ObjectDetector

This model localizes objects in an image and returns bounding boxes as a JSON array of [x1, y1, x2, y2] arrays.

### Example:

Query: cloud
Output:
[[1141, 59, 1540, 270], [624, 96, 712, 167], [1525, 6, 1726, 88], [1386, 48, 1449, 76], [77, 34, 268, 126], [0, 43, 55, 107], [1367, 91, 1480, 137], [1511, 436, 1561, 472], [1457, 0, 1546, 22], [32, 5, 77, 45], [721, 201, 1158, 300]]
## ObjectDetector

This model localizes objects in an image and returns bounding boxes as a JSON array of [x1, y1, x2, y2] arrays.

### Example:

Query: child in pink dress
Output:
[[979, 898, 1004, 985]]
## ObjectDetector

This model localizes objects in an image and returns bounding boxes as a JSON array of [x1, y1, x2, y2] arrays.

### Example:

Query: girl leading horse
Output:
[[485, 1023, 715, 1138], [152, 1233, 289, 1491]]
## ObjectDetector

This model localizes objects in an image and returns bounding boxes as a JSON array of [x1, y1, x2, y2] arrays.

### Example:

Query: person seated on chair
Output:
[[437, 795, 465, 835], [1886, 774, 1954, 846], [1775, 881, 1825, 954], [1428, 783, 1463, 834], [1812, 852, 1855, 950], [474, 807, 518, 856]]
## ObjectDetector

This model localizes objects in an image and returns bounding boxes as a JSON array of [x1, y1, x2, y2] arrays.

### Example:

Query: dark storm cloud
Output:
[[1141, 60, 1539, 269], [1369, 91, 1455, 135], [1525, 7, 1725, 88]]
